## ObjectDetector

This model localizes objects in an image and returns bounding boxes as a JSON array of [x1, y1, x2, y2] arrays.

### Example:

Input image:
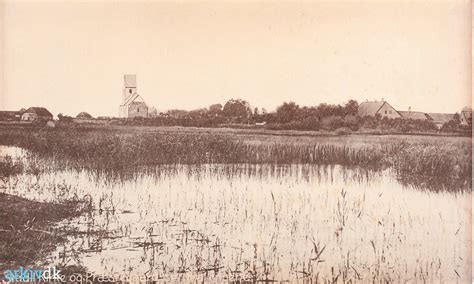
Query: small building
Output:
[[426, 113, 454, 129], [21, 107, 53, 121], [358, 100, 401, 119], [460, 107, 472, 126], [76, 112, 93, 119], [119, 74, 148, 118]]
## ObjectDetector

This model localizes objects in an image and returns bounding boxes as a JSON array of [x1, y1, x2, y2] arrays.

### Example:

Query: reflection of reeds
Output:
[[1, 161, 468, 282], [0, 156, 23, 178], [0, 126, 471, 189]]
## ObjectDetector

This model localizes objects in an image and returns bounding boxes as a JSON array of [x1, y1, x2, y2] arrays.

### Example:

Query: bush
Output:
[[334, 127, 352, 135], [343, 115, 360, 131], [321, 116, 344, 131]]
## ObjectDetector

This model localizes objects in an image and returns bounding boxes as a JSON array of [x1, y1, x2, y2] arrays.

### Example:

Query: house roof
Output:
[[25, 107, 53, 117], [76, 112, 93, 118], [358, 101, 385, 116], [426, 113, 454, 124], [398, 111, 430, 120], [358, 101, 400, 117]]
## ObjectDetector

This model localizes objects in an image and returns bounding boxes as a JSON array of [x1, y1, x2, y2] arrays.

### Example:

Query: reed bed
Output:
[[0, 125, 471, 190]]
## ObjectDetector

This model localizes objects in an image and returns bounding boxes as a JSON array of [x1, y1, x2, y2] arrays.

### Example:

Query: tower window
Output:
[[129, 89, 132, 94]]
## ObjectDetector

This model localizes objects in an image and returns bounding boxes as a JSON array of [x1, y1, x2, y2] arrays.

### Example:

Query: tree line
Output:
[[114, 99, 469, 134]]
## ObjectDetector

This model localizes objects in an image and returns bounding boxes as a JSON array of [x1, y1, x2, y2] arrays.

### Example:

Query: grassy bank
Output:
[[0, 193, 90, 271], [0, 124, 470, 187]]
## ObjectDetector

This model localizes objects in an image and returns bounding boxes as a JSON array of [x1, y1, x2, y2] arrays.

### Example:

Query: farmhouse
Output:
[[460, 107, 472, 126], [21, 107, 53, 121], [426, 113, 454, 129], [119, 74, 148, 118], [358, 100, 401, 119]]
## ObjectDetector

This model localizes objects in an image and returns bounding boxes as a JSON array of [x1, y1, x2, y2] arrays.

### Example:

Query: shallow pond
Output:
[[0, 146, 470, 282]]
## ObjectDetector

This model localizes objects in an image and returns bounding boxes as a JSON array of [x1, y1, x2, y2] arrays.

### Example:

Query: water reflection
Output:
[[0, 147, 470, 282]]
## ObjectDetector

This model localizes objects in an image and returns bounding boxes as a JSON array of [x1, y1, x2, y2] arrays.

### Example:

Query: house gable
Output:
[[358, 101, 401, 118], [376, 102, 401, 118]]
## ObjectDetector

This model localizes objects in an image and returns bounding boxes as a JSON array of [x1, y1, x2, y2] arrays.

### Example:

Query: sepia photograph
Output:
[[0, 0, 472, 283]]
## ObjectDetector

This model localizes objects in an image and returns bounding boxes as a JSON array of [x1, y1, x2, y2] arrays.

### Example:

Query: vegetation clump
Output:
[[0, 193, 91, 271]]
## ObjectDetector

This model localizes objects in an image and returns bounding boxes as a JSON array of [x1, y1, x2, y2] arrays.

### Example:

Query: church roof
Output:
[[121, 93, 147, 107]]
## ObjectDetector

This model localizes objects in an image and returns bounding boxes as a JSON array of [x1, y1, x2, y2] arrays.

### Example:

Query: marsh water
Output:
[[0, 146, 470, 282]]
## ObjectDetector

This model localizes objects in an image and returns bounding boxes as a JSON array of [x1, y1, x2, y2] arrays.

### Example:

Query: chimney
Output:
[[408, 106, 411, 112]]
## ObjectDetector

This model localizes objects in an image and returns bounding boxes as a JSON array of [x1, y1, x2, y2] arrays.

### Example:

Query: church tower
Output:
[[123, 74, 137, 103]]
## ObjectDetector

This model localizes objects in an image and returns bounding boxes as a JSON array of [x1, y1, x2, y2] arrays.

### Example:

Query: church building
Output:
[[119, 74, 148, 118]]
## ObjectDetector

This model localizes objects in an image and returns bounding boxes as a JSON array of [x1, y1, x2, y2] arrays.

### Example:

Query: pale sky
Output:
[[0, 0, 471, 117]]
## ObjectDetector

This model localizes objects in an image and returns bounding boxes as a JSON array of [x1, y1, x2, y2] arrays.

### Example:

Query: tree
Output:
[[441, 113, 461, 132], [209, 104, 223, 116], [344, 100, 359, 116], [316, 103, 344, 118], [167, 109, 189, 118], [222, 99, 251, 119], [189, 108, 208, 118], [57, 113, 73, 122], [276, 102, 300, 123], [452, 113, 461, 123], [296, 106, 318, 121], [253, 107, 260, 117]]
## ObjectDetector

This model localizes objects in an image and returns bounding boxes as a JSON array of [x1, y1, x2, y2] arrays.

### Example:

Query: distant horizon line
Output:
[[1, 97, 471, 118]]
